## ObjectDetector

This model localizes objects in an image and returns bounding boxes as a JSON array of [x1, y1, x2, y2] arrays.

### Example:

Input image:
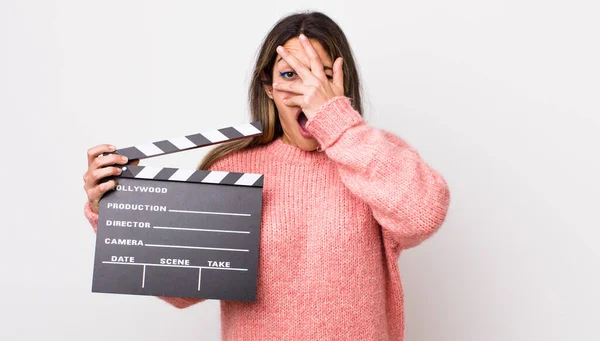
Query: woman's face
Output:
[[265, 37, 334, 151]]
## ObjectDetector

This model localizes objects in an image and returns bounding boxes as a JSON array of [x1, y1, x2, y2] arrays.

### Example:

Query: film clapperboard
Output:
[[91, 122, 264, 302]]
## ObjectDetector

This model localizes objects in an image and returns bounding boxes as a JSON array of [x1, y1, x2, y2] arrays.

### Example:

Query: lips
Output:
[[297, 111, 308, 129], [295, 112, 313, 138], [292, 108, 312, 137]]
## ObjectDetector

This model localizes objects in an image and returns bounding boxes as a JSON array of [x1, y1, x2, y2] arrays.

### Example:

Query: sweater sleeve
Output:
[[304, 96, 451, 250], [83, 201, 206, 309]]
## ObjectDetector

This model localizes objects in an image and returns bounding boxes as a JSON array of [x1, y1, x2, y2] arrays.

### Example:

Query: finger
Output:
[[299, 34, 327, 80], [282, 95, 304, 108], [84, 166, 121, 190], [92, 153, 129, 170], [89, 166, 123, 186], [87, 144, 116, 167], [276, 46, 314, 82], [86, 179, 118, 203], [333, 57, 344, 90], [272, 82, 310, 95]]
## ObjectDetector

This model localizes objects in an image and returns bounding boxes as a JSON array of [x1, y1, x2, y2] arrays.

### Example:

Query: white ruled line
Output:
[[142, 265, 146, 288], [169, 209, 251, 217], [102, 261, 248, 271], [145, 243, 249, 252], [153, 226, 250, 234]]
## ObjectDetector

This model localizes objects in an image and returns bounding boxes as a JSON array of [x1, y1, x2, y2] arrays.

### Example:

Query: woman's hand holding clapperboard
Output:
[[83, 144, 140, 214]]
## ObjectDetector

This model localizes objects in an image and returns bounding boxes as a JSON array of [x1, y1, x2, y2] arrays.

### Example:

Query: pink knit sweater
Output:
[[84, 96, 450, 340]]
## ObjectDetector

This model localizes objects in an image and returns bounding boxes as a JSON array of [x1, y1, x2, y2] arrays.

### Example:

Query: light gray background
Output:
[[1, 1, 598, 340]]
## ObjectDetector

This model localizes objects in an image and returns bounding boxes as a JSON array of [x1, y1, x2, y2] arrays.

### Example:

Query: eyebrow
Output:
[[277, 57, 333, 71]]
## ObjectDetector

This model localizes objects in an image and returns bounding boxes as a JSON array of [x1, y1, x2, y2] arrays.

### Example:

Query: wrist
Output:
[[84, 201, 99, 219]]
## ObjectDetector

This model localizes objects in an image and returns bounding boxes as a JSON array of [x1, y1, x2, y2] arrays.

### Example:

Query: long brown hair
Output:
[[197, 11, 363, 170]]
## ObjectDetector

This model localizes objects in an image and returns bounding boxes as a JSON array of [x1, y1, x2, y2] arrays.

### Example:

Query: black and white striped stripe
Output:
[[114, 121, 262, 161], [118, 165, 264, 188]]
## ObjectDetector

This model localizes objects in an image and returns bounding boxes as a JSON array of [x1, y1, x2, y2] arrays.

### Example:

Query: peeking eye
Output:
[[279, 71, 297, 80]]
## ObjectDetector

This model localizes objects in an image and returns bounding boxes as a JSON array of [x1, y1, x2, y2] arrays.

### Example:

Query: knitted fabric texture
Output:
[[83, 96, 450, 341]]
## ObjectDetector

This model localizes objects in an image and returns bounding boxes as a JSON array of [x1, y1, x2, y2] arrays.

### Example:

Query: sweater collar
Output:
[[266, 137, 328, 163]]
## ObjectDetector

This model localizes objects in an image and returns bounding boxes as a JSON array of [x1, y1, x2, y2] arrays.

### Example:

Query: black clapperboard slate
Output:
[[91, 122, 263, 302]]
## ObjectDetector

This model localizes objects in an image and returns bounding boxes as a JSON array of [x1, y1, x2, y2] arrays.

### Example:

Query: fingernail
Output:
[[276, 46, 283, 52], [109, 145, 116, 151], [121, 156, 128, 162], [299, 34, 306, 40]]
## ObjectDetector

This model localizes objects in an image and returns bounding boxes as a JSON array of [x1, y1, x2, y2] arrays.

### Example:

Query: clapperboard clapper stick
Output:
[[92, 121, 264, 301]]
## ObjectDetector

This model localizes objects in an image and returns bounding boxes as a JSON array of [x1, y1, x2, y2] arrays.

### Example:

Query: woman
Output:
[[82, 11, 450, 341]]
